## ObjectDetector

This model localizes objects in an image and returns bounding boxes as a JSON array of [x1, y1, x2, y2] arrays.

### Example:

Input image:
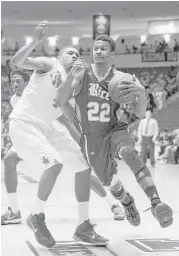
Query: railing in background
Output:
[[2, 50, 179, 68], [142, 51, 178, 62]]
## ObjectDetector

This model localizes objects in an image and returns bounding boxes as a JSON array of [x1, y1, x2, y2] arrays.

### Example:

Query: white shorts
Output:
[[9, 119, 89, 173]]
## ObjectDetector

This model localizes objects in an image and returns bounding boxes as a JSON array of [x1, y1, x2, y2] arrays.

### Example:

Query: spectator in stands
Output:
[[168, 65, 176, 78], [147, 44, 155, 53], [132, 45, 138, 54], [154, 40, 159, 52], [176, 64, 179, 91], [118, 39, 125, 54], [162, 129, 169, 140], [14, 41, 20, 51], [79, 47, 83, 55], [173, 39, 179, 52], [1, 65, 9, 83], [158, 137, 177, 164], [146, 87, 156, 110], [158, 129, 169, 156], [138, 108, 159, 167], [153, 81, 167, 110], [173, 129, 179, 164], [125, 43, 130, 54], [140, 41, 147, 53]]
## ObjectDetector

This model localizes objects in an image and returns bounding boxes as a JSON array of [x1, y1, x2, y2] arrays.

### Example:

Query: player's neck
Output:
[[63, 63, 71, 73], [92, 63, 111, 78]]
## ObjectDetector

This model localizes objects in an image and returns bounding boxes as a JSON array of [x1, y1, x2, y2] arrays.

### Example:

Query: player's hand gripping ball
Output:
[[108, 73, 136, 104]]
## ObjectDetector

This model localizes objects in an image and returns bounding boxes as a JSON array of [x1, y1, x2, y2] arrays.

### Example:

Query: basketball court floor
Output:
[[1, 159, 179, 256]]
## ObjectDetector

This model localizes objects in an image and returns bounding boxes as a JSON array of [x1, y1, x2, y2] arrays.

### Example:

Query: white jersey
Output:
[[10, 95, 21, 108], [10, 58, 67, 127]]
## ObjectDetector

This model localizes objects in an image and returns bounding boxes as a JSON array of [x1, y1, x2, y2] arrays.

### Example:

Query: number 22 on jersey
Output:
[[88, 102, 110, 122]]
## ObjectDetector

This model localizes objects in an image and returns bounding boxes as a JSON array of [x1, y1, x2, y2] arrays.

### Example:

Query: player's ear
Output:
[[111, 51, 115, 58]]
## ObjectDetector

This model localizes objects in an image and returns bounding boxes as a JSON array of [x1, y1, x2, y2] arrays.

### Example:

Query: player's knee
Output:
[[4, 152, 18, 170], [135, 166, 151, 182], [49, 161, 63, 175]]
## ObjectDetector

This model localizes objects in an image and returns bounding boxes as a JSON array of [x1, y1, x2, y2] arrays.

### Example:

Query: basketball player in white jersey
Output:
[[10, 21, 109, 248], [1, 70, 124, 228]]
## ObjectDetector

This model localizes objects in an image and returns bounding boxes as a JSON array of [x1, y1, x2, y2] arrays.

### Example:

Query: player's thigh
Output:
[[49, 129, 89, 173], [9, 120, 63, 170], [111, 129, 135, 154]]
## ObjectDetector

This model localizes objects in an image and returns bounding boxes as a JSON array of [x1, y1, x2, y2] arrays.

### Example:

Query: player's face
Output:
[[145, 110, 152, 118], [11, 74, 27, 96], [93, 41, 114, 64], [60, 47, 80, 69]]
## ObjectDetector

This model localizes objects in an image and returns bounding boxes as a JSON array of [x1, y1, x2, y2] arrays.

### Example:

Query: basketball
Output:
[[108, 73, 136, 104]]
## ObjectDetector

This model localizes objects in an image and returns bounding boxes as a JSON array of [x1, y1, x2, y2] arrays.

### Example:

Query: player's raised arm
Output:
[[55, 60, 85, 106], [12, 21, 53, 72]]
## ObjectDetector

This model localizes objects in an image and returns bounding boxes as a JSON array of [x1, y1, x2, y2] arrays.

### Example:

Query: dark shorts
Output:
[[80, 129, 134, 186]]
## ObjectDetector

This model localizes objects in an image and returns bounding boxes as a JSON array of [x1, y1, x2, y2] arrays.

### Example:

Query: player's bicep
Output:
[[14, 57, 53, 72]]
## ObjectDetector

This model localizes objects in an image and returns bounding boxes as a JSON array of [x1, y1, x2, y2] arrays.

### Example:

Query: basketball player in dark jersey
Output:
[[56, 35, 173, 228]]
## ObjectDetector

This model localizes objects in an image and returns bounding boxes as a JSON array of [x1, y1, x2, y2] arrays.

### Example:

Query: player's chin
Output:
[[69, 62, 75, 68], [94, 58, 104, 64]]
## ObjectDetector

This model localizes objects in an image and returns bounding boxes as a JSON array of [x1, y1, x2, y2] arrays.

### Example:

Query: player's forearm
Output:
[[60, 102, 76, 123], [55, 74, 75, 106], [134, 92, 147, 119], [57, 115, 80, 145], [12, 40, 40, 67]]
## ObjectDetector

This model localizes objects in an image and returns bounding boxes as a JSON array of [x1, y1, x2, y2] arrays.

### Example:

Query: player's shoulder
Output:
[[38, 56, 57, 68], [151, 118, 158, 123], [10, 94, 20, 108], [113, 69, 133, 79], [109, 70, 133, 86]]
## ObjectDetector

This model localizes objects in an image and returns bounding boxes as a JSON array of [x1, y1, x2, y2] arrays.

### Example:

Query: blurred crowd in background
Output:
[[1, 52, 179, 163], [157, 128, 179, 164], [2, 35, 179, 56]]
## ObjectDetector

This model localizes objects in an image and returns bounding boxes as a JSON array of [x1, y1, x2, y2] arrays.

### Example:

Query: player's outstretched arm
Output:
[[55, 61, 85, 106], [12, 21, 53, 72]]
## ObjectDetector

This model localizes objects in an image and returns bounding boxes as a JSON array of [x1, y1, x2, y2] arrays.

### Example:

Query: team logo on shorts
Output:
[[41, 156, 50, 166]]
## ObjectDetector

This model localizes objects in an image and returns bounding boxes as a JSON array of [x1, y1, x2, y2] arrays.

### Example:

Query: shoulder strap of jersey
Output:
[[93, 67, 116, 92]]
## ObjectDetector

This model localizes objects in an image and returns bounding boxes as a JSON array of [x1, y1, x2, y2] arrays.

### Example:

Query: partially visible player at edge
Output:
[[7, 21, 109, 248], [56, 35, 173, 228], [2, 69, 29, 224]]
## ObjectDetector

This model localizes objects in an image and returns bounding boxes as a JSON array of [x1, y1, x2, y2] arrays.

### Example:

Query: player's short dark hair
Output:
[[146, 108, 153, 113], [10, 68, 30, 82], [94, 35, 116, 52], [164, 129, 168, 132], [58, 45, 79, 57]]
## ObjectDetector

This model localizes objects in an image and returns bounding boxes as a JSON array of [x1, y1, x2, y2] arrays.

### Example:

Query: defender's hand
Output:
[[33, 21, 48, 43]]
